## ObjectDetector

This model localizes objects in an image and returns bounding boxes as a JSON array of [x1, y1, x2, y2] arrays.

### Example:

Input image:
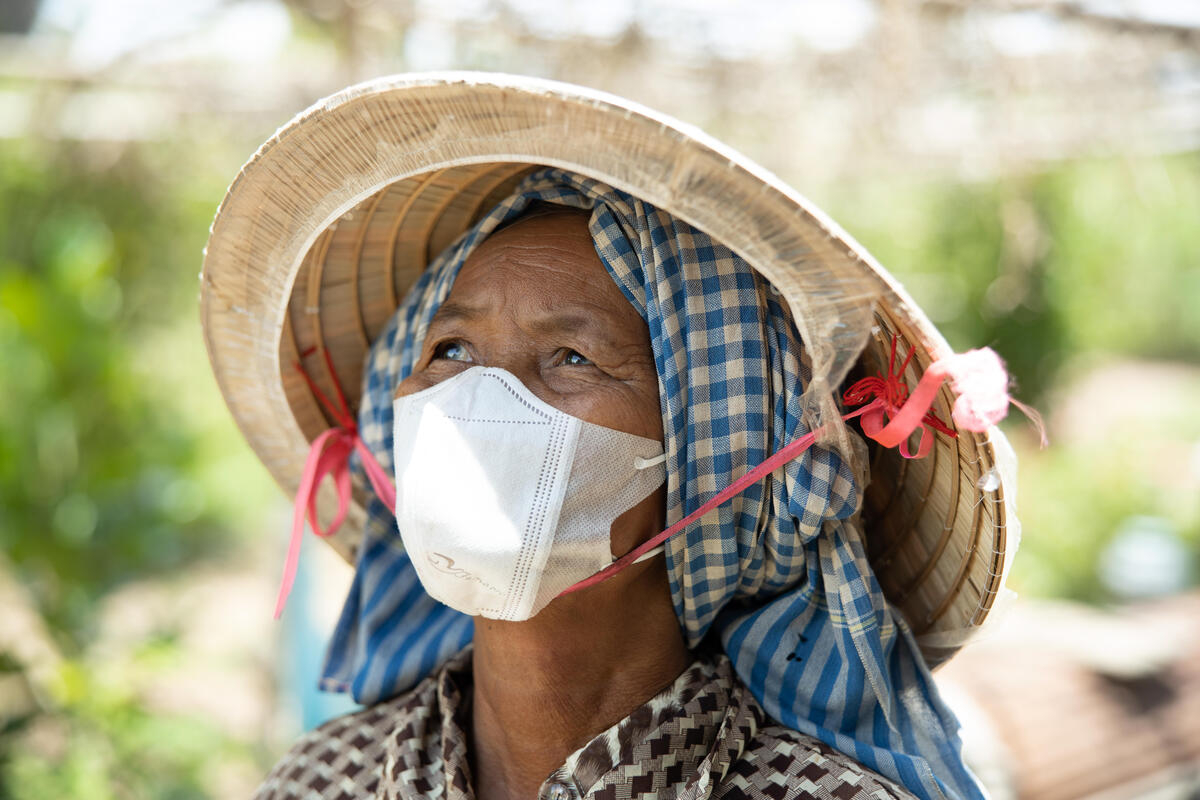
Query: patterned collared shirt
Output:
[[256, 648, 915, 799]]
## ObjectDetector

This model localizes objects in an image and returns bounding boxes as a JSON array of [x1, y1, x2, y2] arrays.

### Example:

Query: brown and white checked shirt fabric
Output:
[[256, 648, 916, 800]]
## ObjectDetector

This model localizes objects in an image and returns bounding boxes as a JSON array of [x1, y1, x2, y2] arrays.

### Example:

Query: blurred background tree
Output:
[[831, 155, 1200, 602], [1, 0, 1198, 797], [0, 122, 278, 800], [1, 138, 232, 643]]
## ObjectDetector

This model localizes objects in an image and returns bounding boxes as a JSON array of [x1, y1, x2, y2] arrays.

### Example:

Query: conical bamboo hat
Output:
[[200, 73, 1018, 668]]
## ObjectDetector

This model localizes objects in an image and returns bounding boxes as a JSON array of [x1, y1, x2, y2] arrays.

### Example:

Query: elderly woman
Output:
[[202, 76, 1019, 800]]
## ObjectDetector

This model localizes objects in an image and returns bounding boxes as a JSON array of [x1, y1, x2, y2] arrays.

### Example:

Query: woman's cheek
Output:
[[394, 356, 476, 399], [562, 384, 662, 440], [393, 371, 440, 399]]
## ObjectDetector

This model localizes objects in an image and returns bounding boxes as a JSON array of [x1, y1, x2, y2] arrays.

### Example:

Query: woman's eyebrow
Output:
[[433, 302, 628, 341], [526, 311, 619, 342], [429, 301, 482, 326]]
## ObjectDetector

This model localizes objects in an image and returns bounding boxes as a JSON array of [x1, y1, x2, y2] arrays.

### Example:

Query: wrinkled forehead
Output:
[[432, 206, 650, 344], [459, 202, 595, 273]]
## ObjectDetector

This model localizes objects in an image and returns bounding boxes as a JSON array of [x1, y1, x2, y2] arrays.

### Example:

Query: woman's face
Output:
[[394, 209, 666, 557]]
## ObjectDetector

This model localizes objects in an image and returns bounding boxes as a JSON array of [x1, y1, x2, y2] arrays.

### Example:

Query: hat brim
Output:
[[201, 72, 1017, 668]]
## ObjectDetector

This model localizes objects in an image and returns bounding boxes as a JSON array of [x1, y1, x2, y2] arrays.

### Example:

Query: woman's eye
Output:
[[432, 341, 472, 362], [563, 349, 593, 366]]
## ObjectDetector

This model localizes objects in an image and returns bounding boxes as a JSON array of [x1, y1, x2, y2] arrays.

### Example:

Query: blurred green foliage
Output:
[[3, 655, 261, 800], [0, 137, 258, 647], [0, 134, 278, 798], [1015, 430, 1200, 603], [826, 153, 1200, 401], [826, 152, 1200, 601]]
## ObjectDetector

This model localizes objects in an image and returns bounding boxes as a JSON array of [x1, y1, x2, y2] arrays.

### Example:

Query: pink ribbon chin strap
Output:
[[274, 347, 395, 619], [276, 338, 1040, 615], [558, 336, 1039, 598]]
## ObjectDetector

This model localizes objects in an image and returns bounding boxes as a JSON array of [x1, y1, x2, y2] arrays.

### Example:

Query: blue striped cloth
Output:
[[325, 169, 983, 800]]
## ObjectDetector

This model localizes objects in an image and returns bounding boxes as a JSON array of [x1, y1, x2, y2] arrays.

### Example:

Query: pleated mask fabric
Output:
[[322, 168, 984, 800]]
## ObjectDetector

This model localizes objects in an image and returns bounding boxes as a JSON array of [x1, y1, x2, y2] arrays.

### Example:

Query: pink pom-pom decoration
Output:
[[842, 336, 1043, 460], [932, 348, 1010, 432]]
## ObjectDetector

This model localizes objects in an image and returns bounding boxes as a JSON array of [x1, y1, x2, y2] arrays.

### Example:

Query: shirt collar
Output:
[[541, 652, 736, 797], [384, 646, 750, 800]]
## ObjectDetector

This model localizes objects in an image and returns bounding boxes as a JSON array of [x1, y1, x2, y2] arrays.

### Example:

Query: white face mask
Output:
[[391, 367, 667, 621]]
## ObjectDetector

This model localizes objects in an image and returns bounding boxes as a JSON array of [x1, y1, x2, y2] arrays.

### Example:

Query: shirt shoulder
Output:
[[714, 721, 919, 800], [253, 679, 439, 800]]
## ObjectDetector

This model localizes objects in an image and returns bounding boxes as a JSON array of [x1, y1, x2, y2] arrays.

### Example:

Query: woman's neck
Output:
[[468, 558, 691, 800]]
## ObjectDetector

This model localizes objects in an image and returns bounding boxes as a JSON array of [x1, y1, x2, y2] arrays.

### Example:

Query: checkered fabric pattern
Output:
[[257, 648, 915, 800], [322, 169, 982, 799]]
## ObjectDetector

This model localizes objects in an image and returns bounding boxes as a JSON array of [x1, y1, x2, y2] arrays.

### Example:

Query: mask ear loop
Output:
[[618, 452, 670, 564], [634, 453, 667, 470]]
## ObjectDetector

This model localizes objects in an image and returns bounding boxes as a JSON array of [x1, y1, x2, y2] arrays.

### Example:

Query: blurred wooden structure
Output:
[[0, 0, 1196, 186], [937, 592, 1200, 799]]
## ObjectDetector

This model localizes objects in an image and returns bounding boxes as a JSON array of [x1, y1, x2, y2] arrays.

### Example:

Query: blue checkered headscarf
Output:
[[324, 169, 983, 800]]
